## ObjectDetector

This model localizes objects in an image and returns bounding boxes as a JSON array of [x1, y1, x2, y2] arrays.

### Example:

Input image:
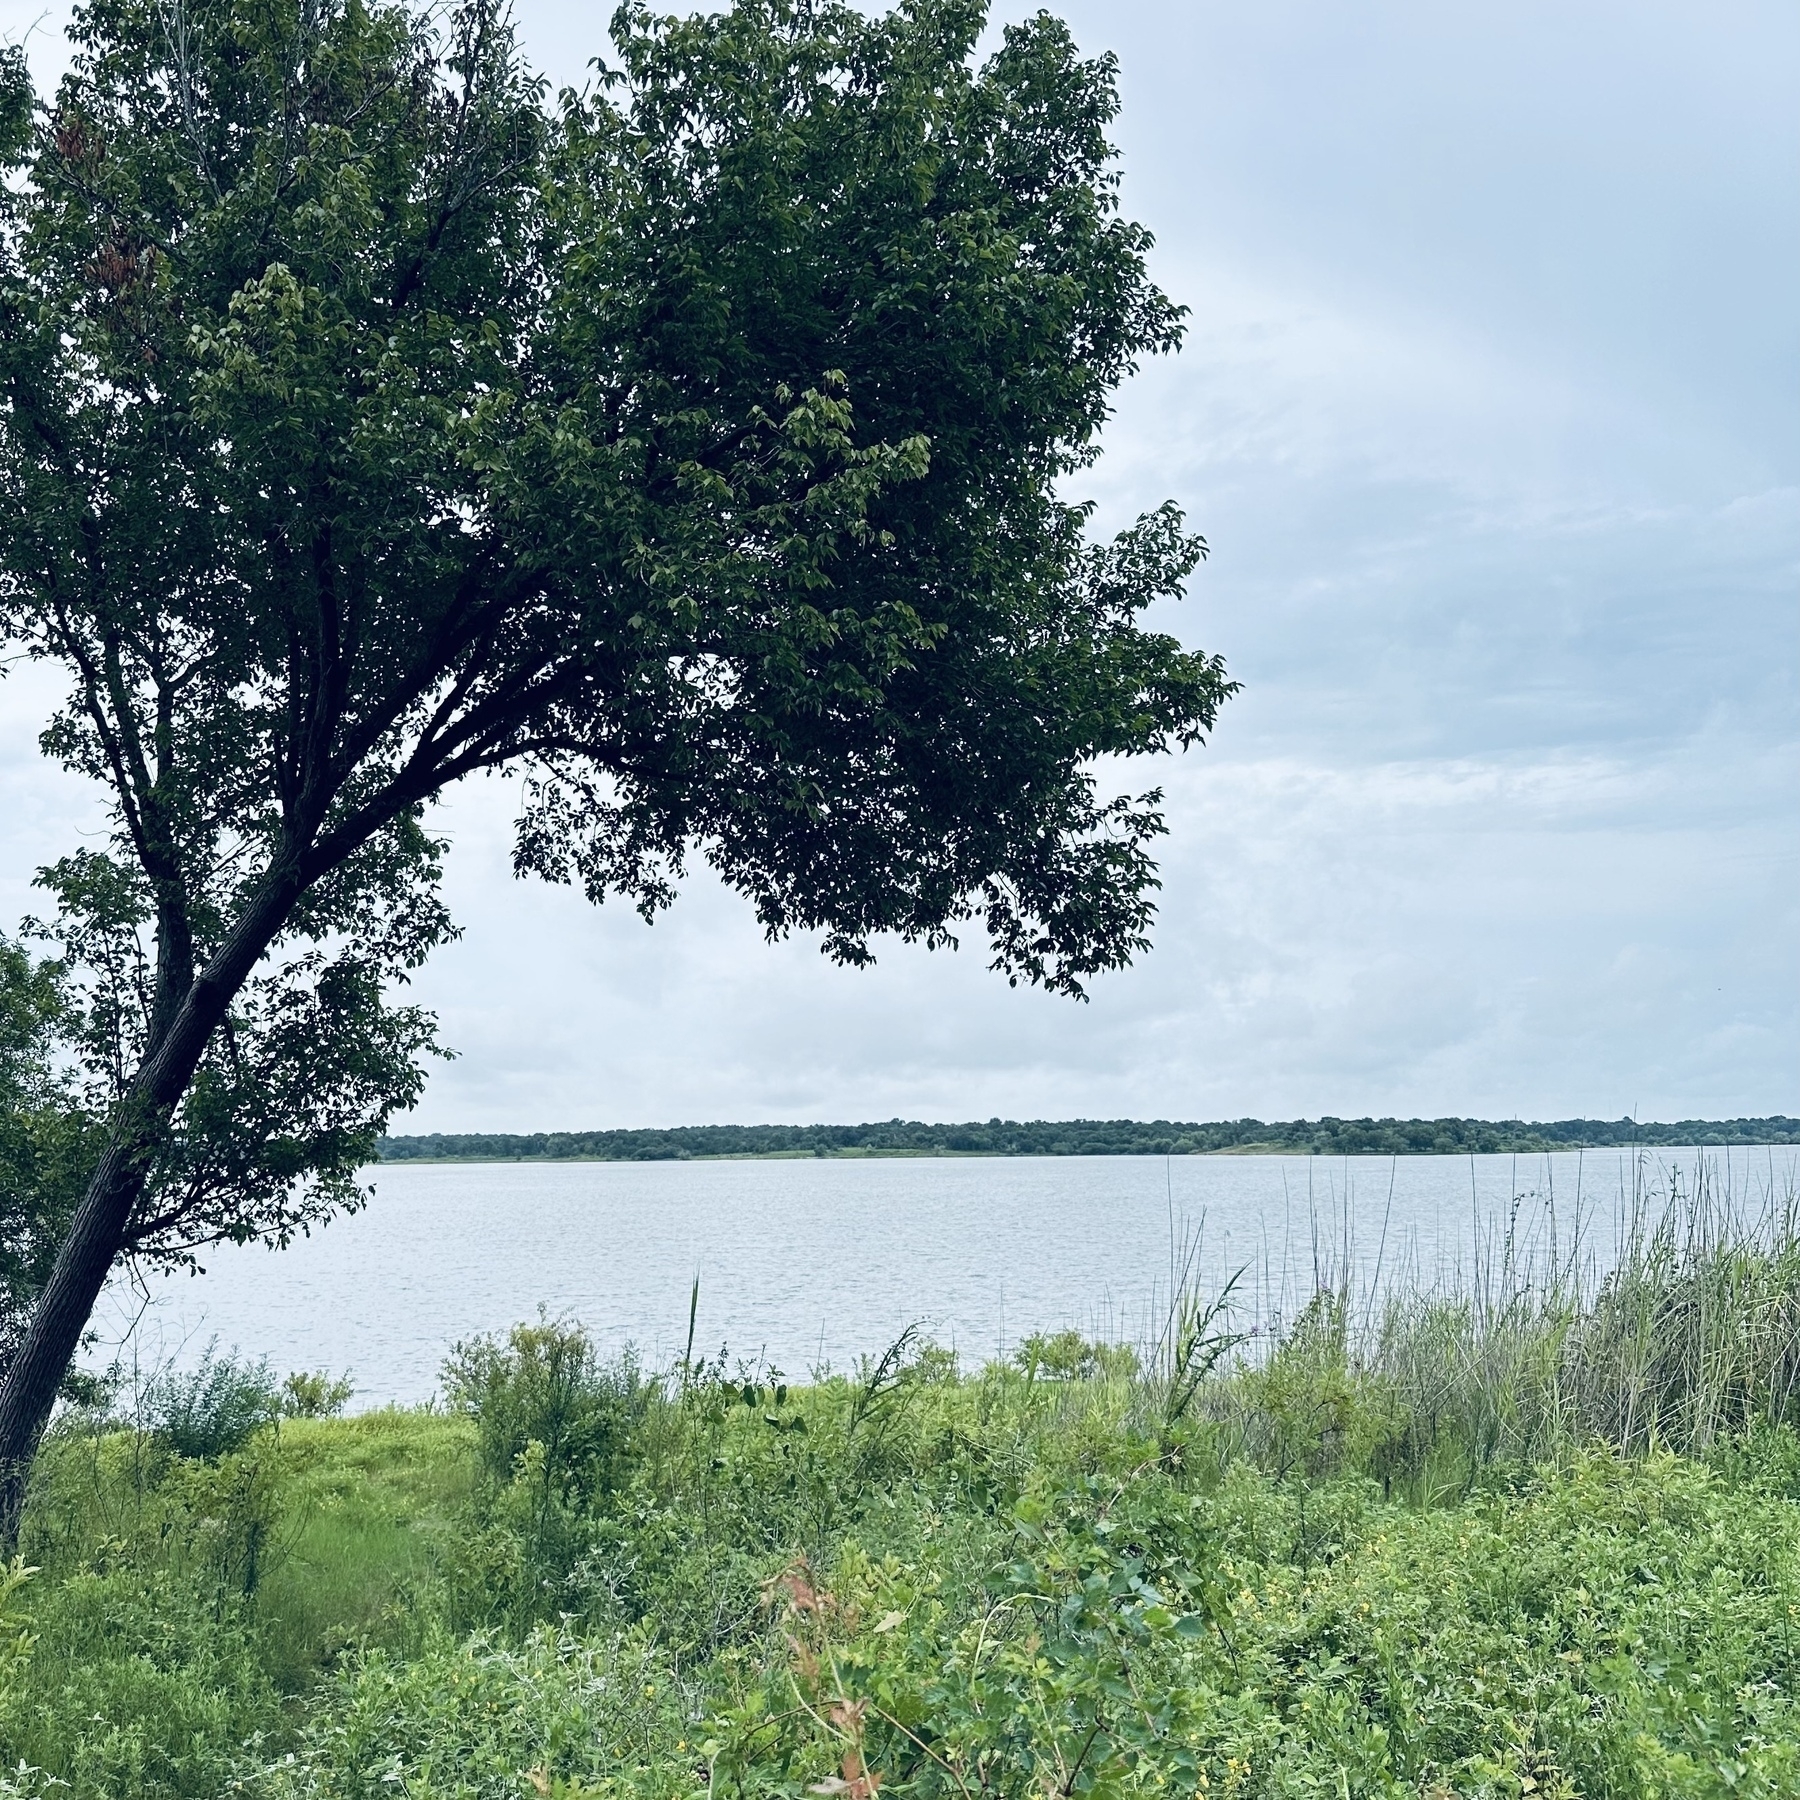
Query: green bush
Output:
[[244, 1626, 692, 1800], [1015, 1330, 1140, 1383], [444, 1319, 648, 1503], [711, 1453, 1798, 1799], [236, 1428, 1800, 1800], [142, 1343, 282, 1461], [0, 1557, 35, 1727], [443, 1319, 650, 1630], [22, 1423, 285, 1609], [280, 1372, 356, 1419]]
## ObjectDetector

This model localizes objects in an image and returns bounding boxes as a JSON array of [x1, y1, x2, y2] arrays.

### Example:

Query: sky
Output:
[[1, 0, 1795, 1131]]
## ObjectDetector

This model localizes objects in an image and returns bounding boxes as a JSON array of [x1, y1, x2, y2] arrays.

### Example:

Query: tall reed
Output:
[[1168, 1154, 1800, 1487]]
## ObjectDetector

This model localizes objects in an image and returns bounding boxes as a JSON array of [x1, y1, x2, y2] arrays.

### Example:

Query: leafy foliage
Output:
[[4, 1308, 1800, 1796], [279, 1370, 355, 1419], [444, 1319, 648, 1504], [18, 845, 446, 1273], [7, 1561, 281, 1798], [0, 940, 97, 1364], [442, 1319, 650, 1629], [140, 1341, 280, 1461]]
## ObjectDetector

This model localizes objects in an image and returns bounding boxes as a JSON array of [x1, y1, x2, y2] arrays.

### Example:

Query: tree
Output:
[[0, 0, 1234, 1535]]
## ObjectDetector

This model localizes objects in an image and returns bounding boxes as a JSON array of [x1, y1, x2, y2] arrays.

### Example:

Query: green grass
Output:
[[4, 1180, 1800, 1798], [251, 1409, 476, 1686]]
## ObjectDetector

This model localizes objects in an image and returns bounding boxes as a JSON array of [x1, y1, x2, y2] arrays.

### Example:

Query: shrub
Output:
[[1015, 1330, 1138, 1383], [1216, 1293, 1406, 1488], [444, 1318, 647, 1503], [142, 1344, 280, 1461], [280, 1372, 355, 1419], [442, 1319, 649, 1630], [711, 1451, 1800, 1800], [243, 1626, 691, 1800], [0, 1557, 35, 1729]]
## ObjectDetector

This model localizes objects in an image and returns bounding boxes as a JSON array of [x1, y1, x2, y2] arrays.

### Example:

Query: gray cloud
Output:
[[2, 0, 1794, 1127]]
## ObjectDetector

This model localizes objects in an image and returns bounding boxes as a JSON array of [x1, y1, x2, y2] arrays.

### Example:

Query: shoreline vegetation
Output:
[[376, 1114, 1800, 1163], [9, 1166, 1800, 1795]]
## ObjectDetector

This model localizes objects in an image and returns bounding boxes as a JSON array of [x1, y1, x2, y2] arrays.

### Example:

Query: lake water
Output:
[[93, 1145, 1798, 1406]]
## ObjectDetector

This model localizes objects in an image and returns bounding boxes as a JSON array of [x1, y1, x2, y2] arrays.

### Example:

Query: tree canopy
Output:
[[0, 0, 1233, 1523]]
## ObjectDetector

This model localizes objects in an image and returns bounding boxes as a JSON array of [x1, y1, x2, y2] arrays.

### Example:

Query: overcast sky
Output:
[[2, 0, 1795, 1130]]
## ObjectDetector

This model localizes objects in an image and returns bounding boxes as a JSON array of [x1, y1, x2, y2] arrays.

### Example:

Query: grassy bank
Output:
[[5, 1187, 1800, 1798]]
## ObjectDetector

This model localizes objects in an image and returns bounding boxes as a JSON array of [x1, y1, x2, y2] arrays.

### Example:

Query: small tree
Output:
[[0, 0, 1234, 1535], [0, 938, 97, 1372]]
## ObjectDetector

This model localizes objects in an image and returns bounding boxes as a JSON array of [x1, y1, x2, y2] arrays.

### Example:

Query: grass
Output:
[[1, 1167, 1797, 1798], [250, 1410, 477, 1686], [1334, 1159, 1800, 1482]]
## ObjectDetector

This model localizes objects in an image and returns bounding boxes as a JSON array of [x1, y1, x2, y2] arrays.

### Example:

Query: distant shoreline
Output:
[[374, 1115, 1800, 1165]]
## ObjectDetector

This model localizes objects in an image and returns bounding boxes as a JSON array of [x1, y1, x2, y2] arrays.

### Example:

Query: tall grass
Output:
[[1175, 1153, 1800, 1492]]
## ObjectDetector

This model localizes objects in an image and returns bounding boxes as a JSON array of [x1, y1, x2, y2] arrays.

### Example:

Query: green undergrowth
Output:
[[2, 1310, 1797, 1800], [11, 1175, 1800, 1800]]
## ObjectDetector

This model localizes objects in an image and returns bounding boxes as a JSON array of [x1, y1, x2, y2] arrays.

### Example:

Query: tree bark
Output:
[[0, 854, 309, 1548]]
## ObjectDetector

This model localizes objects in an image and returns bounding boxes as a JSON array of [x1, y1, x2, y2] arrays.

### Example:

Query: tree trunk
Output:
[[0, 1137, 151, 1543], [0, 855, 309, 1548]]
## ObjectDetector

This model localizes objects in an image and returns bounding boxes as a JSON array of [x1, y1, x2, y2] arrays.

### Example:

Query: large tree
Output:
[[0, 0, 1233, 1533]]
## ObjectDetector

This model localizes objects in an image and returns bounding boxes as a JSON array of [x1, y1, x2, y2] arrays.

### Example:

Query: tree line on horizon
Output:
[[375, 1114, 1800, 1162]]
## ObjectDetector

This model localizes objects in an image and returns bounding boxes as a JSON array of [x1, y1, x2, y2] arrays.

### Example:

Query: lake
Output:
[[93, 1144, 1797, 1406]]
